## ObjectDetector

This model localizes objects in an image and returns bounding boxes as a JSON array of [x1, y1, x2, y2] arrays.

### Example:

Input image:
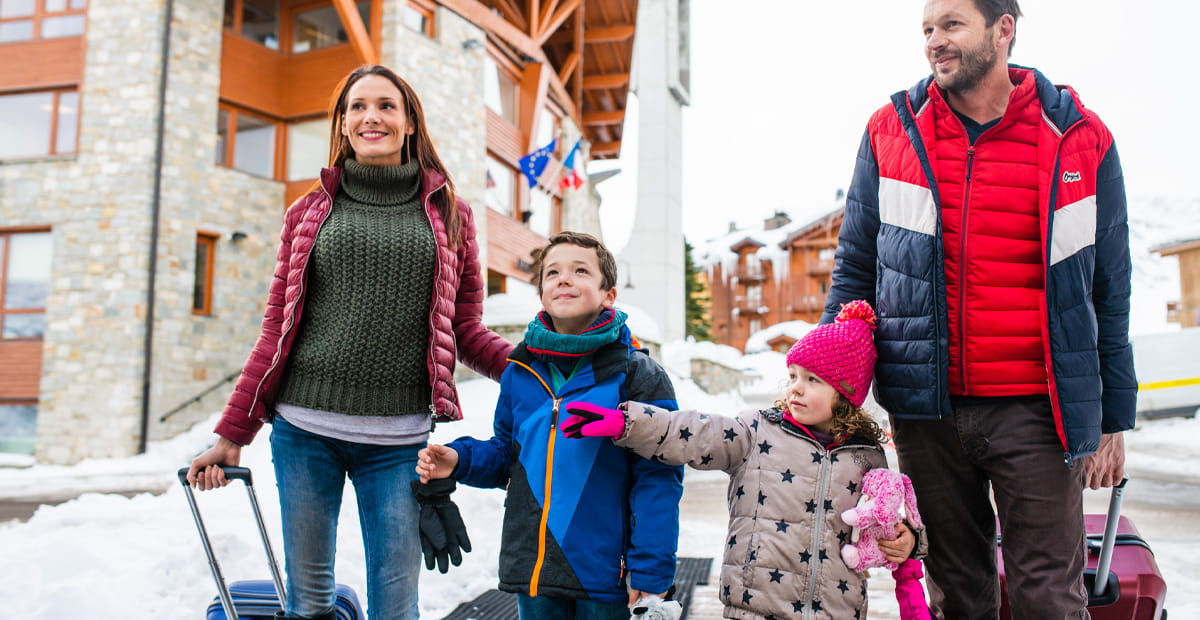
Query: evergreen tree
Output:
[[684, 238, 712, 341]]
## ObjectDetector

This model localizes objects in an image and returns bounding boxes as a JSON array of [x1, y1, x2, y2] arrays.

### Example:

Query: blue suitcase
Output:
[[204, 580, 362, 620], [179, 467, 366, 620]]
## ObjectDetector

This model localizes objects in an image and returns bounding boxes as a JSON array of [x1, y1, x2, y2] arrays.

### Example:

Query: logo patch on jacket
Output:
[[1062, 171, 1082, 183]]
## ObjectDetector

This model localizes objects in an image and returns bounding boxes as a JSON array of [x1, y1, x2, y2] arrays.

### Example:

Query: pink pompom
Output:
[[836, 299, 877, 331]]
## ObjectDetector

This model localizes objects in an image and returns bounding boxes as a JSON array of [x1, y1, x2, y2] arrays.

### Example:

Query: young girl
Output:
[[561, 300, 927, 620]]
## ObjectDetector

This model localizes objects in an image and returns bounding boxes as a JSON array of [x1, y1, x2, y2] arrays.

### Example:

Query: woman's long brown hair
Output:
[[326, 64, 463, 249]]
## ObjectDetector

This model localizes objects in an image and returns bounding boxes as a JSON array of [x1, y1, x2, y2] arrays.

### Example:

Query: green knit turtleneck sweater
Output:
[[277, 158, 435, 416]]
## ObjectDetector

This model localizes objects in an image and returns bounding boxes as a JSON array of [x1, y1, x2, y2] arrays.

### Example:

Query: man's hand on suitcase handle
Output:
[[411, 478, 472, 573]]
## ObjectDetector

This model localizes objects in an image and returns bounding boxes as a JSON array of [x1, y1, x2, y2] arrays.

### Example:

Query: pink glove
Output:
[[561, 402, 626, 438]]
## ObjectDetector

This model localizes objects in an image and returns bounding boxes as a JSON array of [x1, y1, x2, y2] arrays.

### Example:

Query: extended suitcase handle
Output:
[[177, 465, 252, 485], [178, 466, 286, 620], [1091, 476, 1128, 600]]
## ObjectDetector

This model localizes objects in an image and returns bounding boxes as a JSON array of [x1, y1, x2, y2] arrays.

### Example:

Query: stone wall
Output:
[[689, 358, 758, 395], [0, 0, 285, 463]]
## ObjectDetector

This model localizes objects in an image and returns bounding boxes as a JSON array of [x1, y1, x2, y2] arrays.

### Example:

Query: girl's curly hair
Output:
[[774, 393, 887, 446]]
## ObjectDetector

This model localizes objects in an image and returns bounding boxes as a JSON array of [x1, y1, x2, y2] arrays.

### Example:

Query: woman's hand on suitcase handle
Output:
[[187, 437, 243, 491]]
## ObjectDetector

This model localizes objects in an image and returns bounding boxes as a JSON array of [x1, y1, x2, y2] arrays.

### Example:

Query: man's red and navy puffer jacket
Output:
[[823, 66, 1137, 462]]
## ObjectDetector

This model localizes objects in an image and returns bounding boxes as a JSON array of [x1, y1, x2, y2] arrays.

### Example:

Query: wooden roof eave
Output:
[[440, 0, 579, 123]]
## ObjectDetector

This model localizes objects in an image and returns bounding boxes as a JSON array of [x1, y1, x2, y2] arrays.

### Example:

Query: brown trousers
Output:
[[891, 397, 1089, 620]]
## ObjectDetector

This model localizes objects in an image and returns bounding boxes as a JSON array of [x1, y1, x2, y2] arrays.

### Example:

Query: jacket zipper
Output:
[[802, 441, 837, 620], [507, 358, 562, 597], [422, 180, 449, 417], [247, 184, 335, 418], [1045, 118, 1083, 461], [959, 147, 975, 392]]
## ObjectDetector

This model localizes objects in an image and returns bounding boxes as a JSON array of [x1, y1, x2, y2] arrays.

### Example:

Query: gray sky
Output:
[[597, 0, 1200, 251]]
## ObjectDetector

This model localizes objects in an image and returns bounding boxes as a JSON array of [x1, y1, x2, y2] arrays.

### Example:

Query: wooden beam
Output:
[[583, 72, 629, 89], [582, 110, 625, 125], [584, 24, 635, 43], [526, 0, 540, 37], [535, 0, 580, 46], [440, 0, 547, 63], [491, 0, 528, 33], [589, 140, 621, 156], [331, 0, 377, 64], [558, 51, 579, 84], [572, 5, 583, 118], [519, 61, 552, 150]]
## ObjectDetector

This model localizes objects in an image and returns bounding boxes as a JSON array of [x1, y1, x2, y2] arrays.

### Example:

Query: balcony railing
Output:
[[734, 296, 768, 315], [807, 258, 834, 276], [735, 265, 767, 283], [789, 294, 826, 314]]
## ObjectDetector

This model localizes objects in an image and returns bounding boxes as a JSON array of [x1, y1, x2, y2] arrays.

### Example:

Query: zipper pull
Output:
[[551, 398, 562, 428]]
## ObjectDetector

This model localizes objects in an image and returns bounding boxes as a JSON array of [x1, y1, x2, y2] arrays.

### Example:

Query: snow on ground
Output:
[[1, 369, 1197, 618]]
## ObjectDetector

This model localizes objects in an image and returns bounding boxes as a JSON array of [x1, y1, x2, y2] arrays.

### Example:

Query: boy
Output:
[[417, 231, 681, 619]]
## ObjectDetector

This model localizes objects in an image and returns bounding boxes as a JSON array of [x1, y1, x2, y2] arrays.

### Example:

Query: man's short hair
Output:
[[529, 231, 618, 294], [973, 0, 1022, 56]]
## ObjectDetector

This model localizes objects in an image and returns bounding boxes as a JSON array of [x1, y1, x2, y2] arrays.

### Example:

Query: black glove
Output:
[[411, 478, 472, 573]]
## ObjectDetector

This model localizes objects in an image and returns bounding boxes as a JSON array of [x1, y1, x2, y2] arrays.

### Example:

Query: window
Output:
[[0, 0, 86, 43], [292, 1, 368, 53], [0, 230, 52, 339], [0, 89, 78, 159], [749, 318, 761, 335], [484, 156, 516, 217], [403, 0, 433, 38], [0, 403, 37, 455], [193, 232, 218, 315], [216, 105, 278, 179], [223, 0, 279, 49], [484, 57, 518, 123], [287, 117, 327, 181]]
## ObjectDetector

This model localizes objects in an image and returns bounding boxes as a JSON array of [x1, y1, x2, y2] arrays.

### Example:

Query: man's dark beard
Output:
[[935, 32, 999, 94]]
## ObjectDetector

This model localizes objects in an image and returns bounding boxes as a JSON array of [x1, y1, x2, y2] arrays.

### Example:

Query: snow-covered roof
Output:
[[744, 319, 816, 353]]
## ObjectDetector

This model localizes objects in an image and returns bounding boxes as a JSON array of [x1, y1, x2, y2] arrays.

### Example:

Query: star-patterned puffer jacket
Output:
[[617, 403, 924, 620]]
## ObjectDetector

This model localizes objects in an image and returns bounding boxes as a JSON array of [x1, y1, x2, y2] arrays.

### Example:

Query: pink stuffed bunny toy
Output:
[[841, 468, 932, 619], [840, 468, 923, 571]]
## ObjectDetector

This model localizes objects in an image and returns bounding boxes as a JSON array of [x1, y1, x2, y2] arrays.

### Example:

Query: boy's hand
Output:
[[417, 444, 459, 483], [561, 401, 626, 438], [878, 522, 917, 564]]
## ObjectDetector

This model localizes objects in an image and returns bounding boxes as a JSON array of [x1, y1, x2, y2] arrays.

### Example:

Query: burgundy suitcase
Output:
[[998, 478, 1167, 619]]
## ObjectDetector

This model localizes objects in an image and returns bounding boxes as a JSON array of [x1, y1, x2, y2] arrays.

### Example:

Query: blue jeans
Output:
[[271, 416, 422, 620], [516, 594, 630, 620]]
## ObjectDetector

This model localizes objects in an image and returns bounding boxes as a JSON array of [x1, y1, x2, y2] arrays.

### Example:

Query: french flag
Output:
[[558, 139, 585, 190]]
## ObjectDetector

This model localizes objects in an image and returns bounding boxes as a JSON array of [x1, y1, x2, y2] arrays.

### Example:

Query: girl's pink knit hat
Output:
[[786, 300, 878, 407]]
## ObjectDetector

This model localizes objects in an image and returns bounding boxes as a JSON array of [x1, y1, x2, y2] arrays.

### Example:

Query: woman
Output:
[[187, 64, 512, 620]]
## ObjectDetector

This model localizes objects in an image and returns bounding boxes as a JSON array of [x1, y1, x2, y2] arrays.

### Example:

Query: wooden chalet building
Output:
[[703, 208, 842, 352], [1154, 238, 1200, 328]]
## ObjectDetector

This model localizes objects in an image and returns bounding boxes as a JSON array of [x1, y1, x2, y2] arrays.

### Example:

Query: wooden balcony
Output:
[[733, 296, 768, 315], [789, 294, 826, 314], [807, 258, 834, 276], [735, 265, 767, 283]]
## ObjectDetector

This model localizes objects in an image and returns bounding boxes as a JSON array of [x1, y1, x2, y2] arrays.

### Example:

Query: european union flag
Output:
[[519, 138, 557, 188]]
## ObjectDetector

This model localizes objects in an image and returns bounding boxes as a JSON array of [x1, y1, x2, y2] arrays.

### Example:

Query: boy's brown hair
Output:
[[529, 231, 618, 294]]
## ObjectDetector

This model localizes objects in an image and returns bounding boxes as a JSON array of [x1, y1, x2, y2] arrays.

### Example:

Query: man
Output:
[[821, 0, 1136, 617]]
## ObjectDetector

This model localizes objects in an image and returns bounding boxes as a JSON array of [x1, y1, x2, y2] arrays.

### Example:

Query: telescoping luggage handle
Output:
[[177, 466, 287, 620], [1091, 476, 1129, 599]]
